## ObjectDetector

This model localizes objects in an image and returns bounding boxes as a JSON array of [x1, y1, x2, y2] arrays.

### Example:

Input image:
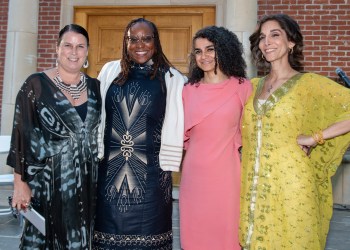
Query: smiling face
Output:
[[56, 31, 88, 73], [127, 22, 155, 64], [258, 20, 295, 65], [193, 37, 218, 74]]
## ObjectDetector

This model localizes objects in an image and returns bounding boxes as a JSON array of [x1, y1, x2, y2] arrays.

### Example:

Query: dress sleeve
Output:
[[6, 77, 45, 181], [307, 73, 350, 177], [159, 69, 186, 172]]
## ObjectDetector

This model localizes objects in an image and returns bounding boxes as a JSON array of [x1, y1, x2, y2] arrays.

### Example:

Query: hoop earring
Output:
[[289, 47, 294, 54], [83, 60, 89, 69]]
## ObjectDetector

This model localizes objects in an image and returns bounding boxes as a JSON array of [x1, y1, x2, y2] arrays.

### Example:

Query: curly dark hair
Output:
[[116, 18, 174, 85], [249, 14, 304, 71], [188, 26, 247, 84]]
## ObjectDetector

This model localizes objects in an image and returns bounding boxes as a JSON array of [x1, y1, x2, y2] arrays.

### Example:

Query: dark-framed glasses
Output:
[[127, 35, 154, 44]]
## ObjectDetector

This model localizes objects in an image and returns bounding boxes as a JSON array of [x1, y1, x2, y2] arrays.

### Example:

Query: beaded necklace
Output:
[[53, 70, 87, 100]]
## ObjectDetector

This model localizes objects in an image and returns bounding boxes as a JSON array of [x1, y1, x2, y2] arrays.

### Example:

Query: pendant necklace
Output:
[[53, 69, 87, 100]]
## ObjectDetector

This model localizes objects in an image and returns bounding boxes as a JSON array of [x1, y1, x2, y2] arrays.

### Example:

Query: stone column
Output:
[[0, 0, 38, 173], [1, 0, 39, 135], [224, 0, 257, 78]]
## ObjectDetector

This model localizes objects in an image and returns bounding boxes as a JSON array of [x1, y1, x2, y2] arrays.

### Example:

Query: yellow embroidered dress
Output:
[[239, 73, 350, 250]]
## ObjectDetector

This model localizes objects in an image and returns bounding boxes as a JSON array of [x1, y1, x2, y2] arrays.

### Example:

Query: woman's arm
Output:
[[297, 119, 350, 155], [12, 172, 32, 211]]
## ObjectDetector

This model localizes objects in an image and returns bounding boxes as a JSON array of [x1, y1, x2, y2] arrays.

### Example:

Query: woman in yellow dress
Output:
[[239, 13, 350, 250]]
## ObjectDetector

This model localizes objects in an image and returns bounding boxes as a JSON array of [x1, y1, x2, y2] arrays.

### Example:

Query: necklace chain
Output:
[[53, 70, 87, 100], [267, 84, 273, 93]]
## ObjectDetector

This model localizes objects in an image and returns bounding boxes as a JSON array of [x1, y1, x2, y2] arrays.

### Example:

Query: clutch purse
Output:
[[8, 196, 46, 236]]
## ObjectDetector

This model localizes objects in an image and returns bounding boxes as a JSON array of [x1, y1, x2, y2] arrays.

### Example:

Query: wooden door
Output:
[[74, 6, 215, 76], [74, 6, 216, 185]]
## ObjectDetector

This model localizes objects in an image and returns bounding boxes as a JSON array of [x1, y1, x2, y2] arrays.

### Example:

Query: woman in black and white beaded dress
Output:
[[92, 18, 186, 249]]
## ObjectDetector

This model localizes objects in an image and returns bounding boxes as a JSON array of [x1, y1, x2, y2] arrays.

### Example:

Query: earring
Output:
[[83, 60, 89, 69], [55, 59, 58, 67], [261, 54, 265, 60], [289, 47, 294, 54]]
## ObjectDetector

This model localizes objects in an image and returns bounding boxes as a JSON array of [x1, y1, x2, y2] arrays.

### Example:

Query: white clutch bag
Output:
[[20, 206, 46, 236], [8, 196, 46, 236]]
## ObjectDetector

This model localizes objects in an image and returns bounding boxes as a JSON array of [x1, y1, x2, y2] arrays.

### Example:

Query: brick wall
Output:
[[37, 0, 61, 71], [0, 0, 8, 127], [257, 0, 350, 83]]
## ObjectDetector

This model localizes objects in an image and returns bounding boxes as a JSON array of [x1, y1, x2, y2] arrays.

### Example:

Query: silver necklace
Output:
[[53, 70, 87, 100]]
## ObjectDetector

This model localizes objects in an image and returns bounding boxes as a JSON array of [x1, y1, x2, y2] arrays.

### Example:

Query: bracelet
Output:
[[312, 130, 325, 145]]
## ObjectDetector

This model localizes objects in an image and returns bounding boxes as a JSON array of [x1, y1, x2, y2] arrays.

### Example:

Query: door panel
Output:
[[146, 15, 203, 73], [87, 15, 138, 77]]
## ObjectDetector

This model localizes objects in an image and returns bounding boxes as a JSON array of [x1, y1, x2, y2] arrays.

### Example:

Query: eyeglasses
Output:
[[127, 35, 154, 44]]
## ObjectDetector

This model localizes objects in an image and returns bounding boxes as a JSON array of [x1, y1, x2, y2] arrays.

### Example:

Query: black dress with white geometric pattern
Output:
[[93, 64, 173, 250]]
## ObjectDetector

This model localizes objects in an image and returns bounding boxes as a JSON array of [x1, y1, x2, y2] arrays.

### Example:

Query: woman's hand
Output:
[[297, 134, 317, 156], [12, 172, 32, 211]]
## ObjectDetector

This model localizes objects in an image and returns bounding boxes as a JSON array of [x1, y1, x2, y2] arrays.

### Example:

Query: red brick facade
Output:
[[37, 0, 61, 72], [0, 1, 350, 127]]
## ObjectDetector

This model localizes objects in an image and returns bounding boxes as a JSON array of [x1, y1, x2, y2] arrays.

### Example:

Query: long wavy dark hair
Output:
[[116, 18, 174, 85], [249, 14, 304, 71], [188, 26, 247, 84]]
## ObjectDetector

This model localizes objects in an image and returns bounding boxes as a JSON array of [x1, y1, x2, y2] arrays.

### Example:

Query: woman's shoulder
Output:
[[85, 74, 100, 88], [167, 67, 186, 79], [26, 72, 45, 81], [299, 72, 337, 82], [227, 78, 253, 99], [165, 67, 187, 87], [299, 72, 339, 86], [100, 60, 121, 74], [183, 82, 196, 90], [182, 82, 200, 98], [15, 72, 49, 99], [84, 73, 99, 82], [98, 60, 122, 84], [103, 59, 121, 67], [22, 72, 48, 88], [296, 72, 350, 98], [229, 77, 252, 85]]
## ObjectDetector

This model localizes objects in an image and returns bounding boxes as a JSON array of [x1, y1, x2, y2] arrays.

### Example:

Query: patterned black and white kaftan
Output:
[[7, 72, 101, 250], [92, 64, 173, 250]]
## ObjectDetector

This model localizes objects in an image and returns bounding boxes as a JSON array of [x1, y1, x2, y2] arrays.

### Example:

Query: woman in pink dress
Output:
[[179, 26, 252, 249]]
